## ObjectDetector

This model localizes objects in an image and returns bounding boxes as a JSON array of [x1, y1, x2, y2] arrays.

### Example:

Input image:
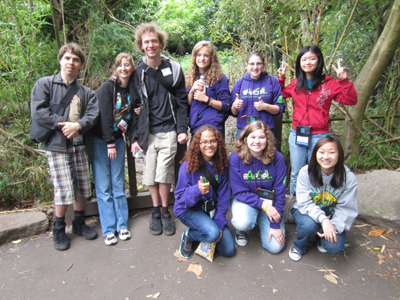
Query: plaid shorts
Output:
[[46, 145, 91, 205]]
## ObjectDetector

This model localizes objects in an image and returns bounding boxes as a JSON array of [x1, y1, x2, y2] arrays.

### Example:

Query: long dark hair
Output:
[[308, 135, 345, 188], [295, 45, 325, 93]]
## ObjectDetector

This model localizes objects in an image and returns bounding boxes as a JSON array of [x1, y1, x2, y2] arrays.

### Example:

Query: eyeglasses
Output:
[[247, 62, 264, 67], [199, 140, 218, 146]]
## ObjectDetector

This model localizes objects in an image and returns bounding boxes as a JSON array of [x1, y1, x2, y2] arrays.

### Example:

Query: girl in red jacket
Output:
[[277, 45, 357, 196]]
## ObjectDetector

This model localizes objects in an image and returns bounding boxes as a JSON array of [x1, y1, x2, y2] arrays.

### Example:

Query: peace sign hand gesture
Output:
[[332, 60, 348, 80], [277, 62, 287, 80]]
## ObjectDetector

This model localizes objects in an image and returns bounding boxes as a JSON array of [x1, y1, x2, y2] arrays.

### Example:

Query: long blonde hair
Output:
[[186, 41, 222, 89]]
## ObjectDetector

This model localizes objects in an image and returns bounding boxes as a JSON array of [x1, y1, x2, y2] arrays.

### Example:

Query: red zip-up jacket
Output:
[[278, 75, 357, 134]]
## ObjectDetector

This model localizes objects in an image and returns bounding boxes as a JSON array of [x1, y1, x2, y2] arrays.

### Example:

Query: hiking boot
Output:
[[179, 229, 194, 259], [317, 242, 327, 253], [72, 219, 98, 240], [105, 234, 118, 246], [149, 213, 162, 235], [161, 214, 176, 236], [235, 231, 249, 247], [118, 228, 131, 241], [53, 223, 70, 251], [289, 246, 302, 261]]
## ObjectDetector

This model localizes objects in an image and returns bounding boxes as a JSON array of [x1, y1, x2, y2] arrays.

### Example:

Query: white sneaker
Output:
[[289, 246, 302, 261], [105, 234, 117, 246], [118, 229, 132, 241], [235, 231, 249, 247], [317, 242, 327, 253]]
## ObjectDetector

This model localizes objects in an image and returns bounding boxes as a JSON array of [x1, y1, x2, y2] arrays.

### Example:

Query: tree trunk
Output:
[[342, 0, 400, 161]]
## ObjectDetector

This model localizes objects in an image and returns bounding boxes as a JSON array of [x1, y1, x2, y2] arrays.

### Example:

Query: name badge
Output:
[[161, 67, 172, 77]]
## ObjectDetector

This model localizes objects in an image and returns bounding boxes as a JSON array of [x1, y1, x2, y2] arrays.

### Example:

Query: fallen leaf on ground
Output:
[[186, 263, 203, 277], [174, 249, 187, 261], [382, 272, 391, 277], [354, 224, 369, 228], [268, 264, 273, 269], [377, 254, 385, 260], [381, 245, 386, 253], [12, 240, 21, 244], [369, 229, 386, 236], [324, 273, 338, 284], [378, 260, 385, 265], [146, 292, 160, 298], [66, 263, 73, 271], [272, 289, 277, 293], [284, 269, 292, 272]]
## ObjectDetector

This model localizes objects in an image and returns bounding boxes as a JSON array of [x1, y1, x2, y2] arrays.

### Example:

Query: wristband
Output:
[[209, 98, 213, 106], [207, 97, 211, 105], [107, 143, 116, 149]]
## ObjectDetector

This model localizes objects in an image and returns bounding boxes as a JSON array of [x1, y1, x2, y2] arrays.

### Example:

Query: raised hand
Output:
[[332, 59, 348, 80], [277, 61, 287, 80], [233, 93, 243, 110], [198, 176, 210, 194], [254, 97, 265, 111]]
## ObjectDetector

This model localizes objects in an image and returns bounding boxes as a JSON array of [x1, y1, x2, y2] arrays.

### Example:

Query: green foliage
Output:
[[156, 0, 218, 54], [88, 22, 140, 81]]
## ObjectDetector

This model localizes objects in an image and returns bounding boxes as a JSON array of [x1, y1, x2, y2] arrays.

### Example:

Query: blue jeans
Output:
[[289, 131, 330, 196], [292, 209, 346, 255], [231, 198, 285, 254], [178, 210, 235, 257], [92, 137, 129, 236]]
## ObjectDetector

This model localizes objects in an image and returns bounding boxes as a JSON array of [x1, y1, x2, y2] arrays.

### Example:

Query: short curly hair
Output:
[[185, 41, 222, 89], [181, 125, 228, 175], [135, 21, 168, 53], [236, 121, 275, 165]]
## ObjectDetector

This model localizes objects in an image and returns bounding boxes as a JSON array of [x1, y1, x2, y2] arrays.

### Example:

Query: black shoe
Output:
[[161, 214, 176, 236], [53, 223, 70, 251], [72, 219, 98, 240], [179, 229, 194, 259], [149, 213, 162, 235]]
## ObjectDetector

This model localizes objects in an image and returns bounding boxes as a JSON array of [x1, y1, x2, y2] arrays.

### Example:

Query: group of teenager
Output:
[[30, 21, 359, 262]]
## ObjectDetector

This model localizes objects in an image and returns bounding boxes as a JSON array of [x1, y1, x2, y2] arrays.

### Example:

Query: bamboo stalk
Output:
[[0, 127, 43, 156], [326, 0, 359, 72], [331, 102, 394, 170]]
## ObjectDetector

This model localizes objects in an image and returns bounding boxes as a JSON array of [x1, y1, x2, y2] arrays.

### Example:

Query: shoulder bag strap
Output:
[[141, 60, 175, 95]]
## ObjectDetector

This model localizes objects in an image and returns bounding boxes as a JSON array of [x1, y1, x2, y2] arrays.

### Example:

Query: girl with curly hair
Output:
[[174, 125, 234, 259], [231, 51, 284, 140], [186, 41, 231, 137], [229, 121, 286, 253]]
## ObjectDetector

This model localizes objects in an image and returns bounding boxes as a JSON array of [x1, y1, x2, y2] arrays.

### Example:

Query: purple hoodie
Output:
[[231, 72, 284, 131], [229, 151, 287, 229], [187, 74, 231, 133], [174, 161, 231, 230]]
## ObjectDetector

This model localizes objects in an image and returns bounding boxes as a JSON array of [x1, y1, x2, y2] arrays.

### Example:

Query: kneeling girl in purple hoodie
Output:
[[229, 121, 286, 253], [174, 125, 235, 259]]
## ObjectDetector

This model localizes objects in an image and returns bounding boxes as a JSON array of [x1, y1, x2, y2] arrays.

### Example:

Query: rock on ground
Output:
[[0, 212, 48, 245], [356, 169, 400, 229]]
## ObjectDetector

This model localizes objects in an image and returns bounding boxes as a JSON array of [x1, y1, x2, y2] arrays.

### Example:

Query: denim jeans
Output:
[[289, 131, 330, 196], [292, 209, 346, 255], [178, 210, 235, 257], [231, 198, 285, 254], [92, 137, 129, 236]]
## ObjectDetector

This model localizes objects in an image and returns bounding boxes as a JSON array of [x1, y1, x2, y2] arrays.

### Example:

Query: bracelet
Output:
[[209, 98, 213, 106], [207, 97, 211, 105], [261, 201, 267, 212], [107, 143, 116, 149]]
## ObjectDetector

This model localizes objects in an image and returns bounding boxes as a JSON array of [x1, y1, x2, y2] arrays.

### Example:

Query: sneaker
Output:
[[317, 242, 327, 253], [179, 229, 194, 259], [72, 219, 98, 240], [118, 229, 131, 241], [105, 234, 117, 246], [53, 223, 70, 251], [235, 231, 249, 247], [149, 213, 162, 235], [161, 214, 176, 236], [289, 246, 302, 261]]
